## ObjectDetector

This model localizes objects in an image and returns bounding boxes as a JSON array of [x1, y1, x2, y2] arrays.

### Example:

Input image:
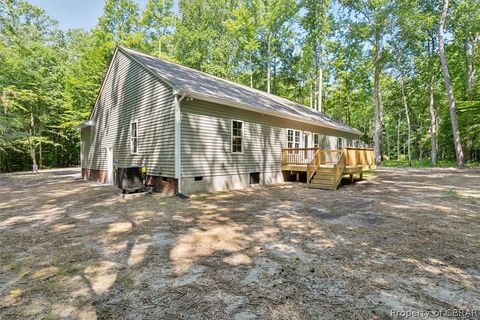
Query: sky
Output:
[[28, 0, 149, 31]]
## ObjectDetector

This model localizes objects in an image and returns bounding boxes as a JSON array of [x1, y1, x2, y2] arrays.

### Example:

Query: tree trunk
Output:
[[158, 34, 162, 57], [397, 56, 412, 166], [438, 0, 464, 168], [267, 34, 271, 94], [397, 110, 401, 160], [318, 65, 323, 112], [466, 34, 477, 99], [28, 138, 38, 173], [346, 78, 351, 125], [309, 81, 313, 108], [373, 31, 383, 163], [429, 73, 437, 165], [419, 118, 423, 161], [386, 125, 390, 158], [250, 52, 254, 88], [39, 142, 43, 169]]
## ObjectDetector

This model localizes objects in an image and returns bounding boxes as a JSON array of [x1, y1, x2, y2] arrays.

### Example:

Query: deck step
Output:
[[312, 176, 335, 182], [308, 182, 335, 190]]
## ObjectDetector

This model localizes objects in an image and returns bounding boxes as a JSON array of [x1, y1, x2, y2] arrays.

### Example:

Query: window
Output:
[[337, 137, 343, 149], [130, 121, 138, 154], [287, 130, 293, 149], [231, 120, 243, 153], [287, 129, 301, 149], [313, 133, 319, 148]]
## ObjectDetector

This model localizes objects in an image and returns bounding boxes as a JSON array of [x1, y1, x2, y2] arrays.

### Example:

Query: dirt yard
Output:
[[0, 167, 479, 319]]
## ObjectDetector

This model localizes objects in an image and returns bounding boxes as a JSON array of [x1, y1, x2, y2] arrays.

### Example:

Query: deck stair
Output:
[[309, 169, 337, 190], [282, 147, 375, 190], [306, 149, 346, 190]]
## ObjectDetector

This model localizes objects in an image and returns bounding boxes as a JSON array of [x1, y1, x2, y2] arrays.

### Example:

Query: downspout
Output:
[[174, 91, 186, 196]]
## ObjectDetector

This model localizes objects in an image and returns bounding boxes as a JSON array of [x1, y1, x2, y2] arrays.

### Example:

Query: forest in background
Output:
[[0, 0, 479, 172]]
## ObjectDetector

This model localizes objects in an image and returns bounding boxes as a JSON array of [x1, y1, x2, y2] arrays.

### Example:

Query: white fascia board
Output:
[[76, 120, 94, 130]]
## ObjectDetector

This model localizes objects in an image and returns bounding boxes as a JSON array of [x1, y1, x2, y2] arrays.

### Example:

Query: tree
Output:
[[301, 0, 331, 111], [340, 0, 393, 163], [257, 0, 299, 94], [141, 0, 174, 57], [98, 0, 142, 46], [438, 0, 464, 168], [225, 1, 261, 87]]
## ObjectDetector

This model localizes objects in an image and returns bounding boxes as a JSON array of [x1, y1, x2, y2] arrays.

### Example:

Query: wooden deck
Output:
[[281, 147, 376, 190]]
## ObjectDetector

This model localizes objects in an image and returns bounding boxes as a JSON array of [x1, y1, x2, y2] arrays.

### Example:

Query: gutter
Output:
[[177, 90, 362, 136], [174, 91, 186, 196], [75, 120, 94, 130]]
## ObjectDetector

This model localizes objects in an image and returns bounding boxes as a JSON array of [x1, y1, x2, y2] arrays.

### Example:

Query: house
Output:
[[79, 46, 372, 195]]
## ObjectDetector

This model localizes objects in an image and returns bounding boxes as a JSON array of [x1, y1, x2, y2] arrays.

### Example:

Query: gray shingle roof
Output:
[[119, 46, 362, 135]]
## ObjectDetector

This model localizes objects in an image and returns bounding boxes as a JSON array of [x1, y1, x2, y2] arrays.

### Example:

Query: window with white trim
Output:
[[287, 129, 301, 154], [231, 120, 243, 153], [287, 129, 301, 148], [313, 133, 319, 148], [337, 137, 346, 149], [130, 121, 138, 154]]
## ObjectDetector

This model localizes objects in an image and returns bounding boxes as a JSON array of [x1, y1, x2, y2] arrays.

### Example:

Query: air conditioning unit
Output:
[[116, 166, 145, 193]]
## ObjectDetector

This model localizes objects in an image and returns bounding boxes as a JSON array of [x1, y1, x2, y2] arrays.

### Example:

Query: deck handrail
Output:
[[333, 149, 347, 189], [306, 149, 320, 185]]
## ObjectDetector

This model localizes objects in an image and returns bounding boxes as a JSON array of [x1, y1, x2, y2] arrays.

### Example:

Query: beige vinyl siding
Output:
[[180, 99, 359, 178], [80, 127, 91, 169], [82, 50, 175, 176]]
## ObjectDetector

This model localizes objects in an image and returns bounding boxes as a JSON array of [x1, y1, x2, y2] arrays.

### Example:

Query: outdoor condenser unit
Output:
[[116, 166, 145, 193]]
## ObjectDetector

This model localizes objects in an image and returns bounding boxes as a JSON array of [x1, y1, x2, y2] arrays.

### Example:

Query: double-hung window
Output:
[[130, 121, 138, 154], [231, 120, 243, 153], [287, 129, 301, 153], [313, 133, 319, 148], [337, 137, 345, 149]]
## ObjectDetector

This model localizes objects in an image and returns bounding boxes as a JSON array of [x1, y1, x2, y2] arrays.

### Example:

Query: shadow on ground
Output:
[[0, 167, 479, 319]]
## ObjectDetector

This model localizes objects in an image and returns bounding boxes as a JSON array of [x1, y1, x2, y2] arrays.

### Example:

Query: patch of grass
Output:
[[57, 264, 83, 277], [117, 274, 135, 287], [446, 188, 459, 197], [362, 171, 378, 177], [44, 314, 60, 320], [381, 159, 480, 168], [7, 259, 29, 273], [0, 251, 15, 265]]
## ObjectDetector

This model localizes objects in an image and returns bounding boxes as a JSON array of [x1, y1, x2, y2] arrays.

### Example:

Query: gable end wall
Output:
[[81, 50, 175, 178]]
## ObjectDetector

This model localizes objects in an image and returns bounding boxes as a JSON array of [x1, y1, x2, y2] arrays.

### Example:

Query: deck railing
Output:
[[282, 147, 375, 170], [343, 147, 375, 167], [282, 146, 375, 188], [281, 148, 342, 165]]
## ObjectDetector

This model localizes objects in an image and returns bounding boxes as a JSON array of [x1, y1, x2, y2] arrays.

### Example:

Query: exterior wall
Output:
[[180, 99, 359, 194], [82, 168, 108, 183], [81, 50, 176, 182]]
